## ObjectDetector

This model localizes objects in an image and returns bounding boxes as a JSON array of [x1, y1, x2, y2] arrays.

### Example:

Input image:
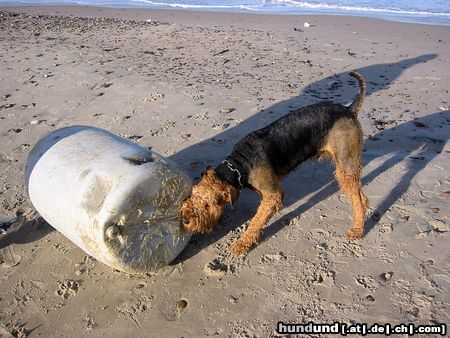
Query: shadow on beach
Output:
[[172, 53, 448, 263], [0, 217, 53, 251]]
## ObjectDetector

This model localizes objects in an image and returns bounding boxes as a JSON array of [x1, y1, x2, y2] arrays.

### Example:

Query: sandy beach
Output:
[[0, 5, 449, 337]]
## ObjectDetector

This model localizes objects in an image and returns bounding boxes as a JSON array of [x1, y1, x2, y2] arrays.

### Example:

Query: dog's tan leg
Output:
[[360, 190, 369, 210], [230, 190, 283, 255], [334, 163, 367, 239], [323, 118, 367, 239], [230, 166, 284, 255]]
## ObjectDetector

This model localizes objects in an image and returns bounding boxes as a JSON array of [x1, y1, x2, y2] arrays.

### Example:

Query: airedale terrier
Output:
[[180, 71, 368, 255]]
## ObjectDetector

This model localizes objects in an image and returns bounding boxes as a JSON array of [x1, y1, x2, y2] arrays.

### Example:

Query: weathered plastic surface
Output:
[[25, 126, 192, 274]]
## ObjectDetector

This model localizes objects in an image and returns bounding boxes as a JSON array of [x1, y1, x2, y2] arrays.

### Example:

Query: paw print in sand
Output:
[[56, 280, 80, 299]]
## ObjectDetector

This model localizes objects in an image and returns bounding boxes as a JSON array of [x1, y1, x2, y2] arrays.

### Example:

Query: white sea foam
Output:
[[276, 0, 450, 17], [132, 0, 253, 10]]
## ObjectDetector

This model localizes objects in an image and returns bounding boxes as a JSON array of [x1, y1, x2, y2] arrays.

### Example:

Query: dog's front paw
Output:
[[346, 227, 364, 240], [229, 240, 252, 255]]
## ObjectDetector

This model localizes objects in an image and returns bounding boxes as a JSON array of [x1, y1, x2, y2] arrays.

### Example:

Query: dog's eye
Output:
[[182, 217, 190, 225], [204, 203, 209, 210]]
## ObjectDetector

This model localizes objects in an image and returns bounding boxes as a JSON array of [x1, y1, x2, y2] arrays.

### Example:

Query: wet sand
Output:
[[0, 5, 449, 337]]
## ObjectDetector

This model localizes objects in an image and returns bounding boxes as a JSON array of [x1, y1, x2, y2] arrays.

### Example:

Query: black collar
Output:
[[215, 159, 245, 191]]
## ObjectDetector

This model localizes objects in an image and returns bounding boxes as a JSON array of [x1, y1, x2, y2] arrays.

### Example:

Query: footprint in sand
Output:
[[56, 280, 80, 299]]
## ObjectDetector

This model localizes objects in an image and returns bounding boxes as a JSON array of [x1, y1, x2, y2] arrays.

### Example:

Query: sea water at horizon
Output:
[[0, 0, 449, 26]]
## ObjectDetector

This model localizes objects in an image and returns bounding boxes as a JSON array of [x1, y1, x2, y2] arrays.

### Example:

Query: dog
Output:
[[180, 71, 368, 255]]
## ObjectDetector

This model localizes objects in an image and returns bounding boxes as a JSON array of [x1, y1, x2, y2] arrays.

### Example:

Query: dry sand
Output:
[[0, 5, 449, 337]]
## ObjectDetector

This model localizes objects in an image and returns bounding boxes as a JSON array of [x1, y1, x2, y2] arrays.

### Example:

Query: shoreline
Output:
[[1, 4, 449, 29], [0, 4, 450, 26]]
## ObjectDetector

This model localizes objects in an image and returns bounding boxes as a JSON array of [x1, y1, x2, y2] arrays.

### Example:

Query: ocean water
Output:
[[1, 0, 450, 26]]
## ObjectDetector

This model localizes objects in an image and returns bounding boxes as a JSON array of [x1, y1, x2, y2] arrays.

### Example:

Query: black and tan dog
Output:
[[180, 71, 368, 255]]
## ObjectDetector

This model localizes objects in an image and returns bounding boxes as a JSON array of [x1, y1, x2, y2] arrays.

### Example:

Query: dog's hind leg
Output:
[[325, 119, 368, 239], [360, 190, 369, 210], [334, 163, 366, 239], [230, 166, 284, 255]]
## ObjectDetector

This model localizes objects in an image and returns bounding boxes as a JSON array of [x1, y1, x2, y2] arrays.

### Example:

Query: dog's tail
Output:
[[348, 70, 366, 116]]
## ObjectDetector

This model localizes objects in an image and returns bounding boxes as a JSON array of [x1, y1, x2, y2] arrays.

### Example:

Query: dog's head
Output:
[[180, 167, 239, 233]]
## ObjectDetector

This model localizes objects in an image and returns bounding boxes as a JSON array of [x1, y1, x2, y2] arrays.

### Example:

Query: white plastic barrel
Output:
[[25, 126, 192, 274]]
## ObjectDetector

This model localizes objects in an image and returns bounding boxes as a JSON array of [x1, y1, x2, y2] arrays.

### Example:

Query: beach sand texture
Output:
[[0, 6, 449, 337]]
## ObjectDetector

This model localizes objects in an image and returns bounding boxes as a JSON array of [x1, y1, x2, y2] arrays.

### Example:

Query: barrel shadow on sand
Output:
[[0, 216, 52, 251], [172, 53, 445, 262]]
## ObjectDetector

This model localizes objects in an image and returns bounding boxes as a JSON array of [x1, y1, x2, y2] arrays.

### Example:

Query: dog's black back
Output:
[[228, 103, 355, 178], [216, 71, 366, 189]]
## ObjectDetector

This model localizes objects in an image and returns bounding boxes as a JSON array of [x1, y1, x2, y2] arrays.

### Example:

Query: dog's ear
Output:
[[223, 185, 239, 209]]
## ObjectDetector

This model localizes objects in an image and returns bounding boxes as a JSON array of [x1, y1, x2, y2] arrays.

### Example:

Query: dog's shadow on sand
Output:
[[172, 53, 449, 263]]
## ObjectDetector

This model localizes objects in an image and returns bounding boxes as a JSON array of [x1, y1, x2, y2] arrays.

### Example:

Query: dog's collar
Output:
[[221, 160, 244, 190], [216, 159, 244, 191]]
